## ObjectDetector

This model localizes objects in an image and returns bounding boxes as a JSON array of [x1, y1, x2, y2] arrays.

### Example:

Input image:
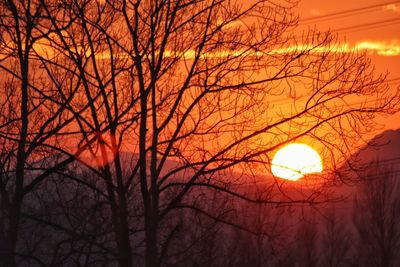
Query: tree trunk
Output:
[[116, 194, 133, 267], [1, 198, 22, 267], [145, 211, 158, 267], [102, 167, 133, 267]]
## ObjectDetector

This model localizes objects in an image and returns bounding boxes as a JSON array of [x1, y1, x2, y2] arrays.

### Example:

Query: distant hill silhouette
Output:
[[351, 128, 400, 165], [327, 129, 400, 218], [340, 128, 400, 180]]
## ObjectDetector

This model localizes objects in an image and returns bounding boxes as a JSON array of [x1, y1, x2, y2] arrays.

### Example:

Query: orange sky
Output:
[[297, 0, 400, 130]]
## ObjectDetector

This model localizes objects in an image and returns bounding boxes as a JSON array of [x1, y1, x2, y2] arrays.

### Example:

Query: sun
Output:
[[271, 143, 323, 181]]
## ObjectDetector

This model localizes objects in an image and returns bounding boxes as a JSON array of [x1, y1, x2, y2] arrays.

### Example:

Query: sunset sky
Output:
[[298, 0, 400, 129], [2, 1, 400, 265]]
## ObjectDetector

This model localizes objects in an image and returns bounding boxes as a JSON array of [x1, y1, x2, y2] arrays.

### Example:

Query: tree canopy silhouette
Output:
[[0, 0, 399, 266]]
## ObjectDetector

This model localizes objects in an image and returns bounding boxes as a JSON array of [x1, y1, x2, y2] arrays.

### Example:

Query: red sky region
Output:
[[297, 0, 400, 130]]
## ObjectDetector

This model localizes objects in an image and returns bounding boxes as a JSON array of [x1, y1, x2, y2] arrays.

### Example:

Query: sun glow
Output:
[[271, 143, 323, 181]]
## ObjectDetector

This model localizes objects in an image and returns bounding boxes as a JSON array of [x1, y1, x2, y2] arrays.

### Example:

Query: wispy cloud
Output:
[[310, 9, 323, 16], [354, 41, 400, 56], [383, 4, 399, 12], [4, 39, 397, 63]]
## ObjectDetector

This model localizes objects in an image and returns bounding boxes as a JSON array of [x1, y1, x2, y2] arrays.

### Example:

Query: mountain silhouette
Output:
[[341, 128, 400, 179], [351, 128, 400, 165], [327, 129, 400, 218]]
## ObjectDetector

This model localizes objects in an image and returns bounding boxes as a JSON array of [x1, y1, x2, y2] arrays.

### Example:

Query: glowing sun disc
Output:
[[271, 143, 323, 181]]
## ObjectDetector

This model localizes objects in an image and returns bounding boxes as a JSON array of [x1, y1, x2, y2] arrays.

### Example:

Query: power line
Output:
[[348, 156, 400, 167], [300, 9, 380, 25], [227, 157, 400, 187], [388, 82, 400, 87], [265, 93, 397, 108], [298, 18, 400, 36], [386, 77, 400, 83], [339, 22, 400, 34], [255, 78, 400, 106], [300, 0, 400, 24], [333, 18, 400, 33], [298, 1, 400, 35]]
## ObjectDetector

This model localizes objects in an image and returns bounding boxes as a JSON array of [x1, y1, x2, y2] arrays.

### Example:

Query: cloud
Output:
[[383, 4, 399, 12], [310, 9, 323, 16], [354, 41, 400, 56], [162, 42, 400, 59], [22, 38, 400, 63]]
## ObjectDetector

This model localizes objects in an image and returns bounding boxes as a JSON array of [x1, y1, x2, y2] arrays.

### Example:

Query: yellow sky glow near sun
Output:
[[9, 39, 398, 62]]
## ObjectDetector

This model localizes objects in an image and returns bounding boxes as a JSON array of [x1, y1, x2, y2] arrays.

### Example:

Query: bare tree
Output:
[[353, 165, 400, 267], [0, 1, 80, 265], [320, 206, 351, 267], [112, 0, 398, 264], [217, 197, 289, 267], [1, 0, 399, 266], [293, 217, 319, 267]]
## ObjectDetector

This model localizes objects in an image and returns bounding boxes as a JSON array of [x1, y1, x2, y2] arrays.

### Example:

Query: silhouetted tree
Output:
[[294, 218, 319, 267], [320, 206, 351, 267], [0, 1, 79, 265], [353, 165, 400, 267], [1, 0, 400, 266]]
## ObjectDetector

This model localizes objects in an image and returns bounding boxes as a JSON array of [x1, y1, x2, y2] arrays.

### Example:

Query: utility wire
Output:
[[297, 18, 400, 36], [339, 21, 400, 34], [333, 18, 400, 33], [298, 1, 400, 35], [294, 18, 400, 39], [300, 0, 400, 23], [264, 90, 399, 107], [299, 9, 382, 25], [228, 157, 400, 187], [386, 77, 400, 83], [267, 78, 400, 105]]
